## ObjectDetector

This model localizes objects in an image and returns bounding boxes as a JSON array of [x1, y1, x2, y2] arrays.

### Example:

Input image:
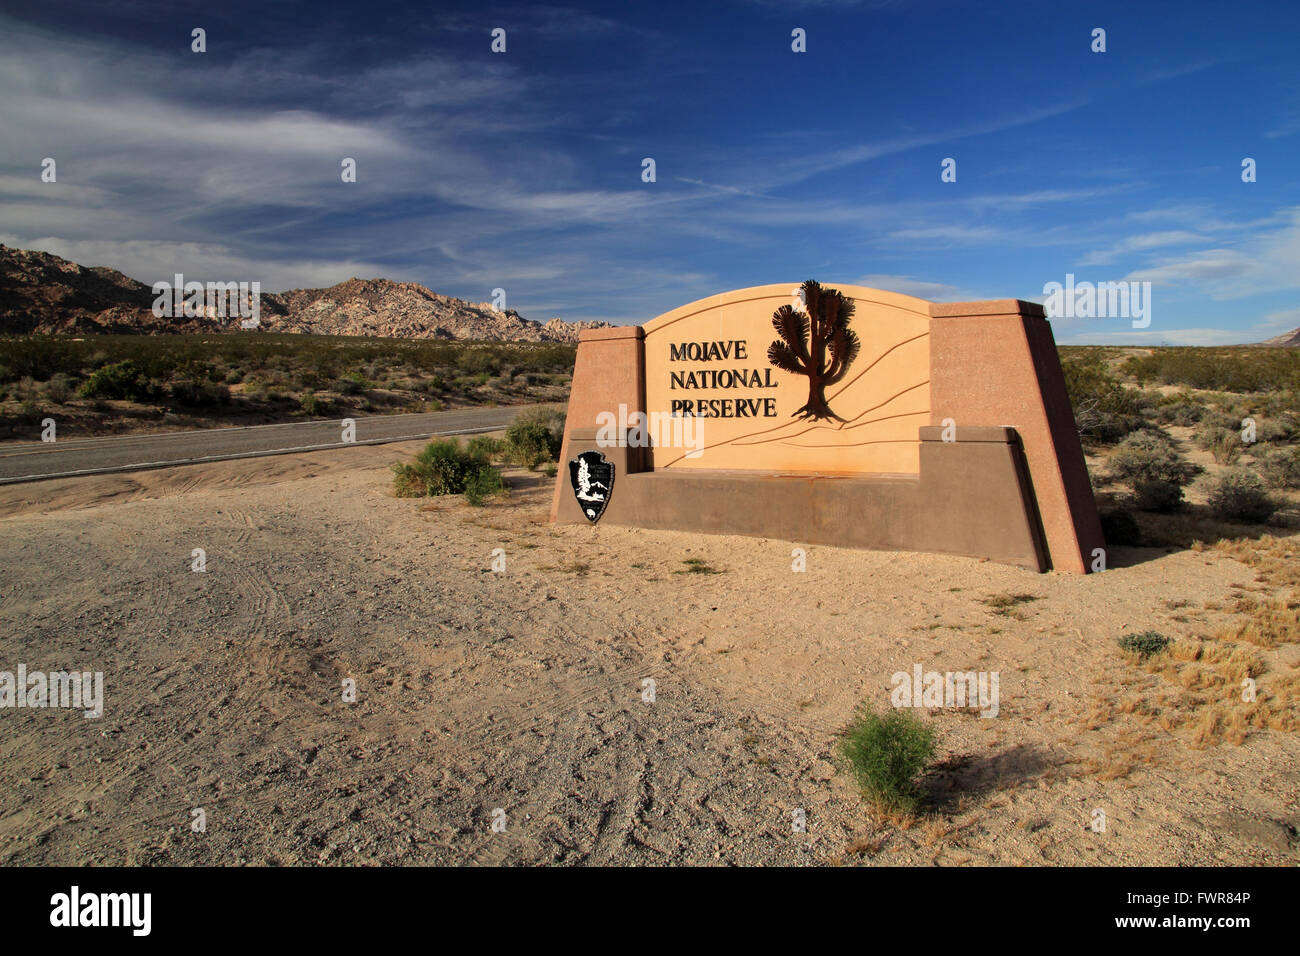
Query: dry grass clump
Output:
[[1096, 626, 1298, 748], [1082, 730, 1160, 780], [980, 592, 1039, 619], [1216, 594, 1300, 647], [1211, 535, 1299, 586]]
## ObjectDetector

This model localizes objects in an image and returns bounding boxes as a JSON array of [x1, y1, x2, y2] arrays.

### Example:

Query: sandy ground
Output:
[[0, 442, 1297, 866]]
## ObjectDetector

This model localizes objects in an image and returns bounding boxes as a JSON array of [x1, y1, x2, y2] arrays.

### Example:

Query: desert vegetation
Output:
[[1059, 347, 1300, 761], [0, 333, 576, 440], [837, 707, 937, 816], [1058, 346, 1299, 534], [390, 407, 566, 505]]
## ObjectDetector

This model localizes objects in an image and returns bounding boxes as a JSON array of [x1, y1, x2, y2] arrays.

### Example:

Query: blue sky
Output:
[[0, 0, 1296, 343]]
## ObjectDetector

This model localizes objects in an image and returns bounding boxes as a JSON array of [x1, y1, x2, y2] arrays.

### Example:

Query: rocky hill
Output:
[[1259, 327, 1300, 348], [0, 244, 607, 343]]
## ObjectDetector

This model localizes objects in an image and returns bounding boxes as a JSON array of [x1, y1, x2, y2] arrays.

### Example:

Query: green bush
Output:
[[1118, 631, 1170, 661], [1206, 469, 1277, 523], [391, 438, 503, 504], [77, 360, 155, 401], [464, 465, 505, 506], [837, 707, 936, 815], [1061, 357, 1145, 443], [503, 408, 564, 469], [299, 390, 328, 416], [1107, 431, 1201, 510], [466, 435, 502, 460]]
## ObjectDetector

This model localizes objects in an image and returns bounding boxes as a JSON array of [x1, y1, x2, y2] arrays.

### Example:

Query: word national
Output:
[[50, 886, 151, 936], [151, 273, 261, 323], [0, 664, 103, 718], [891, 664, 999, 718]]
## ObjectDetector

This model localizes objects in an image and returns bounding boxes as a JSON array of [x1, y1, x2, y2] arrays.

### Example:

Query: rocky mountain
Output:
[[0, 244, 608, 343], [262, 277, 608, 343], [1259, 327, 1300, 347]]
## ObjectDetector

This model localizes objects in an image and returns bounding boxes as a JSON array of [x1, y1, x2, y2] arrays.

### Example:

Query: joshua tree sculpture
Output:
[[767, 279, 860, 422]]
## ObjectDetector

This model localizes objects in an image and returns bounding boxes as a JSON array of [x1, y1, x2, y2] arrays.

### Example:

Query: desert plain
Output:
[[0, 434, 1296, 866]]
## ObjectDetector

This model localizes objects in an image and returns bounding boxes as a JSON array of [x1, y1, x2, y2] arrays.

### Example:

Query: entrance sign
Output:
[[644, 280, 929, 475], [551, 283, 1103, 573]]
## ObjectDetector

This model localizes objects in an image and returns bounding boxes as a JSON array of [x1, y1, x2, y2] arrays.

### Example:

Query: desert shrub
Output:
[[1119, 631, 1170, 660], [44, 373, 73, 404], [1259, 446, 1300, 489], [224, 367, 244, 384], [837, 707, 936, 814], [456, 349, 501, 376], [1061, 357, 1145, 442], [466, 435, 502, 460], [391, 439, 502, 504], [1120, 348, 1300, 393], [295, 369, 322, 391], [1195, 426, 1243, 464], [299, 390, 328, 416], [1250, 417, 1295, 445], [1206, 469, 1277, 523], [463, 465, 505, 506], [78, 360, 154, 401], [1154, 394, 1204, 426], [336, 371, 372, 395], [1108, 431, 1201, 510], [171, 377, 231, 407], [503, 407, 565, 468], [1099, 510, 1142, 546]]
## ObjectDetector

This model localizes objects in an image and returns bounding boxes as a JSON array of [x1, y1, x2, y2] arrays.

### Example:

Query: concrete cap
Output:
[[929, 299, 1046, 319], [579, 325, 644, 342], [919, 425, 1020, 443]]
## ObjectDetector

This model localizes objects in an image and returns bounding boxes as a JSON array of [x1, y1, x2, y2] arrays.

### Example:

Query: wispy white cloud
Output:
[[1079, 230, 1209, 266], [1121, 207, 1300, 298]]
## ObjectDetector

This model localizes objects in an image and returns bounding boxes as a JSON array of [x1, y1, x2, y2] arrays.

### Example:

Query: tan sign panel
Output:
[[642, 283, 931, 474]]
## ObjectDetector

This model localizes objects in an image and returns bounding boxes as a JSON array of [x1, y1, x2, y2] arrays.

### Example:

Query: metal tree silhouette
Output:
[[767, 279, 860, 422]]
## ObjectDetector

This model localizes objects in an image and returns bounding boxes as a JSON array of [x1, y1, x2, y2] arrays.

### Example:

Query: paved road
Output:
[[0, 405, 548, 485]]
